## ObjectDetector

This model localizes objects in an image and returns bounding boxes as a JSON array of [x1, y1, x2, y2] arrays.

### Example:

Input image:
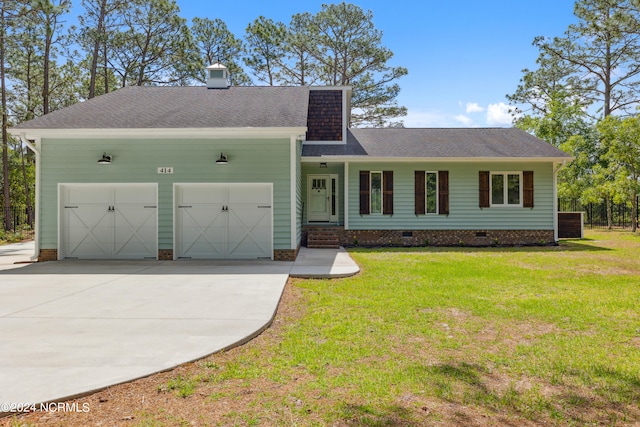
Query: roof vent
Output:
[[206, 63, 230, 89]]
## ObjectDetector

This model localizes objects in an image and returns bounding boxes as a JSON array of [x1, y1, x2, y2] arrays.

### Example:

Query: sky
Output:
[[75, 0, 579, 128]]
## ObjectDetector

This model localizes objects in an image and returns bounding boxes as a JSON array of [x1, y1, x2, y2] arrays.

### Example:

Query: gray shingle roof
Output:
[[11, 86, 310, 130], [302, 128, 572, 159]]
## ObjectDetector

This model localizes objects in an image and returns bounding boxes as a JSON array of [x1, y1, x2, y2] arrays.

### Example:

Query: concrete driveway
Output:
[[0, 242, 359, 409], [0, 242, 292, 408]]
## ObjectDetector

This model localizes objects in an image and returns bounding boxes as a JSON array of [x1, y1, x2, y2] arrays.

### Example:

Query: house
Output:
[[10, 64, 572, 262]]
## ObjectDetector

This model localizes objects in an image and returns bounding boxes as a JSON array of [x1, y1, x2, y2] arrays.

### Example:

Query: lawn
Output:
[[4, 230, 640, 426]]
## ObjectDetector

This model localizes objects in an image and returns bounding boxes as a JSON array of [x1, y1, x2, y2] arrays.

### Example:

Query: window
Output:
[[370, 172, 383, 214], [359, 170, 393, 215], [415, 170, 449, 215], [209, 69, 224, 79], [490, 172, 522, 207], [426, 172, 438, 213]]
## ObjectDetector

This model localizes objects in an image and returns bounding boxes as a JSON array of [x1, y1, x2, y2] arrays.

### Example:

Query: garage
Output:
[[60, 184, 158, 259], [174, 183, 273, 260]]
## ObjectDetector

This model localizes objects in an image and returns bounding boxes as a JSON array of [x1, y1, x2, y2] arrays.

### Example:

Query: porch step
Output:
[[306, 228, 341, 249]]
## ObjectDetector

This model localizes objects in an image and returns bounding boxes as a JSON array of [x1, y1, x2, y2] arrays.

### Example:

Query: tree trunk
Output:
[[19, 144, 33, 228], [43, 16, 51, 115], [606, 197, 612, 230], [103, 44, 109, 93], [88, 0, 107, 99], [0, 7, 12, 231], [632, 191, 638, 233]]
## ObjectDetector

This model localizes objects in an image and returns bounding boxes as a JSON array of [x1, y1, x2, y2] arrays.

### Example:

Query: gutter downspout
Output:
[[18, 133, 39, 260]]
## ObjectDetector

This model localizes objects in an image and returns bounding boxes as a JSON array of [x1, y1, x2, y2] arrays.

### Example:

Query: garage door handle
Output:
[[144, 206, 157, 208], [258, 205, 271, 208], [64, 206, 78, 209], [178, 205, 192, 208]]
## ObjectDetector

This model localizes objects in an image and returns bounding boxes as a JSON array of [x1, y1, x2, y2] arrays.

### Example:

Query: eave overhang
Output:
[[300, 156, 574, 163], [10, 127, 308, 140]]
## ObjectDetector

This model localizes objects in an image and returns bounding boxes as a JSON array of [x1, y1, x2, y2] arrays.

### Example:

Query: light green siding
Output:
[[347, 162, 555, 230], [301, 162, 345, 225], [40, 137, 294, 251], [295, 140, 303, 247]]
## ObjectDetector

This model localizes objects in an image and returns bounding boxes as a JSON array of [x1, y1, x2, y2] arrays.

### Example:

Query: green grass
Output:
[[0, 227, 32, 244], [150, 230, 640, 425]]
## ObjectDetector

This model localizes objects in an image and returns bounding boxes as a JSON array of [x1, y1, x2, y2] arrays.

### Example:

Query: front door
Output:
[[308, 175, 338, 222]]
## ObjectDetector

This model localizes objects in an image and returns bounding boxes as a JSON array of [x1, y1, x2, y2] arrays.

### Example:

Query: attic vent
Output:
[[206, 63, 230, 89]]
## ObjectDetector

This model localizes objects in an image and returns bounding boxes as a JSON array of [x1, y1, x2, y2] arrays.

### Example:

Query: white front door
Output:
[[174, 183, 273, 259], [308, 175, 338, 222], [61, 184, 158, 259]]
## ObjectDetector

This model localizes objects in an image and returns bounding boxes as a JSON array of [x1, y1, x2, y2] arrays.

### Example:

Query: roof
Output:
[[302, 128, 572, 160], [11, 86, 311, 130]]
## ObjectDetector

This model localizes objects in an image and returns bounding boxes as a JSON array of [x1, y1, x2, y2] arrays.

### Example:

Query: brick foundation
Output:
[[38, 249, 58, 261], [342, 229, 556, 247], [37, 248, 301, 261], [303, 226, 556, 247], [274, 247, 299, 261]]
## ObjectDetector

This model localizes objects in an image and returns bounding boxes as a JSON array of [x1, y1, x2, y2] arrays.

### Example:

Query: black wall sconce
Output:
[[98, 153, 112, 165], [216, 153, 228, 165]]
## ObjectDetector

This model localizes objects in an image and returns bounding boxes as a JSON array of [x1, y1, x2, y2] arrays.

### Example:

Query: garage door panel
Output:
[[174, 184, 273, 260], [175, 204, 226, 259], [61, 184, 158, 260], [227, 240, 270, 258], [228, 185, 271, 204], [65, 186, 111, 205], [114, 185, 157, 204], [65, 205, 112, 259], [114, 207, 157, 258], [179, 186, 226, 204]]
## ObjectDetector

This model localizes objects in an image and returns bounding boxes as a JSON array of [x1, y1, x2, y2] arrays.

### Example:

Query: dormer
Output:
[[305, 86, 352, 145], [206, 63, 230, 89]]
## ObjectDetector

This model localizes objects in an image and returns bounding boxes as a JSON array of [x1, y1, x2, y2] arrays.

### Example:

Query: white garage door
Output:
[[174, 183, 273, 260], [60, 184, 158, 259]]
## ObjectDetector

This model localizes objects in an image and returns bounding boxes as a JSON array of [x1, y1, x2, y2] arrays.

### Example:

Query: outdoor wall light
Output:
[[97, 153, 112, 164], [216, 152, 228, 164], [319, 162, 327, 168]]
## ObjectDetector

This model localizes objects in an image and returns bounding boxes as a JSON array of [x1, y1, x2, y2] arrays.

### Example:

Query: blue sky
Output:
[[80, 1, 579, 127]]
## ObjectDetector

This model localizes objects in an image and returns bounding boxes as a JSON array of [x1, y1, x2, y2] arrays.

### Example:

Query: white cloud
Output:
[[403, 110, 462, 128], [486, 102, 515, 126], [465, 102, 484, 113], [454, 115, 474, 126]]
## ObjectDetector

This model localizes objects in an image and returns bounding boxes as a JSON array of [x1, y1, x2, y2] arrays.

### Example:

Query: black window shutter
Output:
[[523, 171, 534, 208], [359, 171, 370, 214], [479, 171, 490, 208], [415, 171, 426, 215], [438, 170, 449, 215], [383, 171, 393, 215]]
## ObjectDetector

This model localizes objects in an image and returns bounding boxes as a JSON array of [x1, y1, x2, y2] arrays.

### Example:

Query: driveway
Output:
[[0, 242, 358, 409], [0, 242, 292, 408]]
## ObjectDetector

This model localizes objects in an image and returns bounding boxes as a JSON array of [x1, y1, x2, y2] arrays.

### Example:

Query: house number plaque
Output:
[[157, 167, 174, 174]]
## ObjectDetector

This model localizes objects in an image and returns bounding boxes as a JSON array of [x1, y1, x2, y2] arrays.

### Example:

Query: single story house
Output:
[[10, 64, 572, 261]]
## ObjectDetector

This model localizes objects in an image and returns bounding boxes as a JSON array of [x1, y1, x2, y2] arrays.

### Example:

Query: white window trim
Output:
[[425, 171, 439, 215], [370, 171, 383, 215], [490, 171, 523, 207]]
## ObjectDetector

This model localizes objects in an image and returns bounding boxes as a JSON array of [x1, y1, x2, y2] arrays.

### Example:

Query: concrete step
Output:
[[307, 244, 340, 249]]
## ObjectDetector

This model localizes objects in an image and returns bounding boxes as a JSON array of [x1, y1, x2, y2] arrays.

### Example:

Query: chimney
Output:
[[206, 63, 230, 89]]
